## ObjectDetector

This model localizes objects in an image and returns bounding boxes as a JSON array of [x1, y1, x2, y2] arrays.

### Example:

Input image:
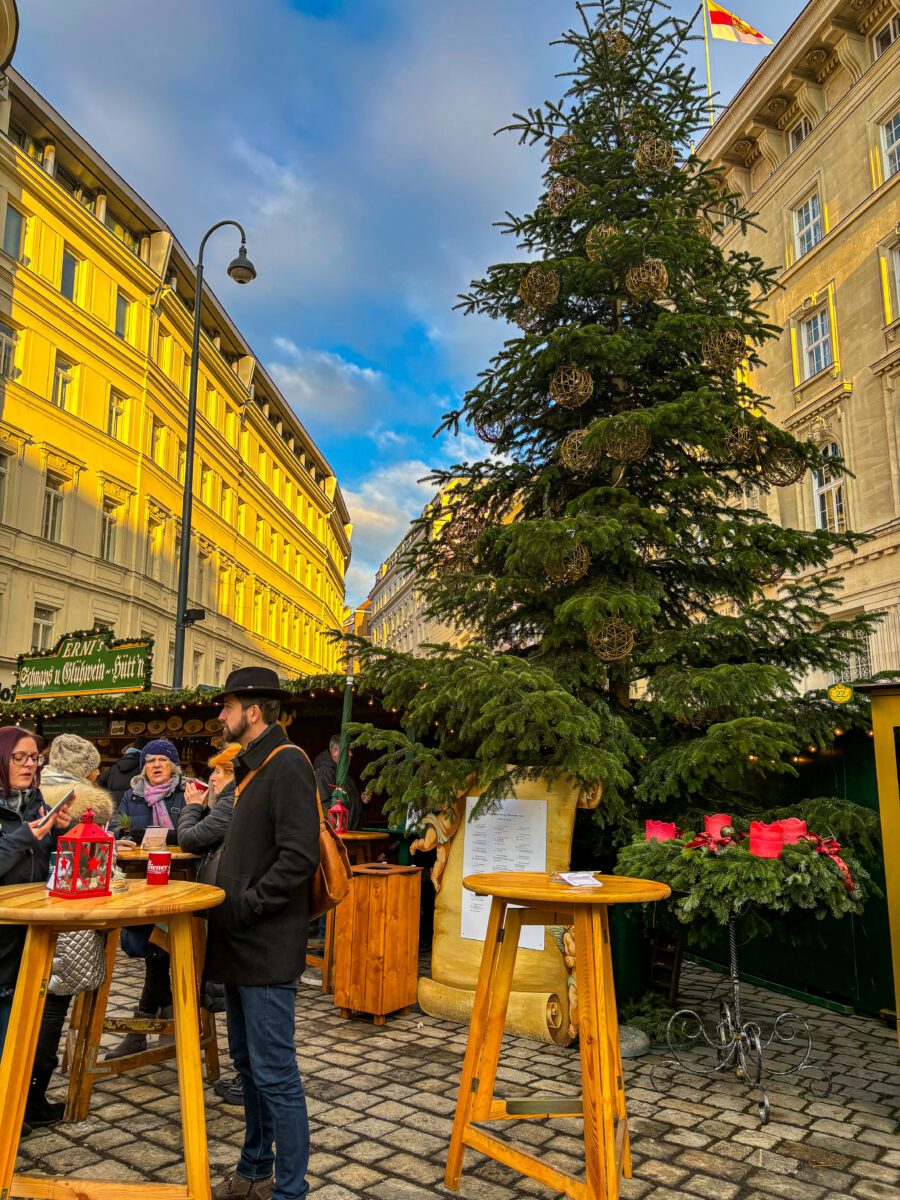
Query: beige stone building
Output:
[[699, 0, 900, 684]]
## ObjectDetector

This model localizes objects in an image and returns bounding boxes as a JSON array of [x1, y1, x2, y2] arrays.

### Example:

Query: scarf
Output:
[[0, 787, 37, 816], [143, 780, 175, 830]]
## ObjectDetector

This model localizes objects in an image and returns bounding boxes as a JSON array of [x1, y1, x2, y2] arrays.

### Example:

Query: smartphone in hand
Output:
[[36, 786, 76, 828]]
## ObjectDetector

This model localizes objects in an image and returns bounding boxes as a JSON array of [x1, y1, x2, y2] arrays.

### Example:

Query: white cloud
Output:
[[269, 339, 386, 430]]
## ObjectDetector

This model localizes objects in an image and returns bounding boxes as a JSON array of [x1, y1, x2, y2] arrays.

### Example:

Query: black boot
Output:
[[24, 1096, 65, 1128]]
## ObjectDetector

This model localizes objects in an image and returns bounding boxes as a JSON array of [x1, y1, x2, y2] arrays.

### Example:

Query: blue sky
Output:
[[15, 1, 797, 602]]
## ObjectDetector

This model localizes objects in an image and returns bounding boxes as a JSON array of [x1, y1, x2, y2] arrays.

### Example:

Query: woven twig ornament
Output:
[[625, 258, 668, 302], [635, 137, 676, 176], [545, 543, 590, 586], [588, 618, 635, 662], [599, 28, 631, 58], [703, 329, 746, 374], [723, 421, 762, 462], [548, 134, 578, 166], [547, 176, 587, 215], [756, 561, 786, 586], [474, 412, 505, 444], [560, 429, 599, 474], [437, 511, 483, 566], [602, 418, 651, 463], [695, 213, 715, 239], [514, 303, 542, 332], [550, 365, 593, 410], [762, 446, 807, 487], [585, 222, 616, 262], [519, 265, 560, 310]]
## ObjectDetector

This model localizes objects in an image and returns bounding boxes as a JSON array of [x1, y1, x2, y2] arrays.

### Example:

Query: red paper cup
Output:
[[704, 813, 731, 839], [147, 850, 171, 885]]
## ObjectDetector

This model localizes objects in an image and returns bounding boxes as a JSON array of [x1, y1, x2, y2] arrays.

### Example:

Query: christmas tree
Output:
[[352, 0, 877, 843]]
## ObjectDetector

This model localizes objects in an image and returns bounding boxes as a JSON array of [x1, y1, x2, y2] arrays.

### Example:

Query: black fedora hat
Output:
[[213, 666, 288, 703]]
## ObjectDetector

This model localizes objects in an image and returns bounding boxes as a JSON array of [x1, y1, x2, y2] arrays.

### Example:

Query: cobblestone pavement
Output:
[[14, 954, 900, 1199]]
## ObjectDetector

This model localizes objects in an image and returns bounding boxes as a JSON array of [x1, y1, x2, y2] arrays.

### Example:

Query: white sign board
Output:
[[460, 796, 548, 951]]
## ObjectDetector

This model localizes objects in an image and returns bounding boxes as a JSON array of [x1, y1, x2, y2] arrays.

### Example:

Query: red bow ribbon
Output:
[[803, 834, 855, 892], [684, 831, 735, 853]]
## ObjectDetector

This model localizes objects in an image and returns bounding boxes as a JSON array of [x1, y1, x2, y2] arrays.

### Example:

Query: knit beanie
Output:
[[48, 733, 101, 780], [140, 739, 181, 768]]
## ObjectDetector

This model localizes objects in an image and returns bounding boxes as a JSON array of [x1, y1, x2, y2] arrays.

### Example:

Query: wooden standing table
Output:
[[444, 871, 670, 1200], [0, 879, 223, 1200]]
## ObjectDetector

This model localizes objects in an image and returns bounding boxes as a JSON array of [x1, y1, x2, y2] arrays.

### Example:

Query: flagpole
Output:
[[702, 0, 714, 126]]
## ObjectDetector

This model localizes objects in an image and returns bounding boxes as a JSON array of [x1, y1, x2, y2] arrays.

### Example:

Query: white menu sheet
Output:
[[460, 797, 548, 951]]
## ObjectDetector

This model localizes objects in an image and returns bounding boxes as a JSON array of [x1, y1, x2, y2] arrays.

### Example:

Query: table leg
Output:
[[169, 913, 211, 1200], [321, 907, 336, 995], [600, 908, 630, 1178], [471, 907, 522, 1120], [444, 897, 508, 1191], [574, 906, 616, 1200], [193, 919, 220, 1083], [66, 928, 119, 1122], [0, 926, 56, 1195]]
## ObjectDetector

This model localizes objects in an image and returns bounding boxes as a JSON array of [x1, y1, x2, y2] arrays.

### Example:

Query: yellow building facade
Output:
[[699, 0, 900, 685], [0, 67, 350, 693]]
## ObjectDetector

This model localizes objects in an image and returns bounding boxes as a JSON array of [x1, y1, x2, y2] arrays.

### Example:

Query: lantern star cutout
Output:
[[86, 855, 101, 872]]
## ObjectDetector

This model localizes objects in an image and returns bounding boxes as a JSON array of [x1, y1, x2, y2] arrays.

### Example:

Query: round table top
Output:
[[462, 871, 670, 906], [116, 847, 199, 861], [0, 879, 223, 927], [339, 831, 389, 842]]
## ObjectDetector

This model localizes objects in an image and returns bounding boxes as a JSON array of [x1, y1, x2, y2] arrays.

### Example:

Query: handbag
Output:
[[233, 744, 351, 921], [48, 929, 107, 996]]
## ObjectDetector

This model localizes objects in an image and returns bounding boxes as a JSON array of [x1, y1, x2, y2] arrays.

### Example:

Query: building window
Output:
[[253, 590, 263, 634], [145, 518, 163, 579], [107, 389, 126, 439], [221, 482, 232, 523], [872, 14, 900, 60], [60, 249, 79, 302], [200, 463, 212, 505], [793, 192, 822, 259], [812, 442, 846, 533], [882, 111, 900, 180], [149, 416, 166, 467], [256, 517, 265, 551], [99, 498, 119, 562], [41, 474, 64, 542], [214, 657, 225, 684], [789, 116, 813, 153], [115, 290, 131, 340], [237, 500, 247, 536], [891, 245, 900, 319], [51, 355, 74, 410], [833, 638, 873, 684], [104, 208, 140, 256], [3, 205, 25, 261], [32, 605, 55, 652], [176, 439, 186, 485], [800, 306, 833, 379], [0, 453, 8, 522], [0, 321, 16, 379]]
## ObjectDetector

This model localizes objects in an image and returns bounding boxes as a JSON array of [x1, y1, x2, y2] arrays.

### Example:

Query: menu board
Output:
[[460, 797, 548, 951]]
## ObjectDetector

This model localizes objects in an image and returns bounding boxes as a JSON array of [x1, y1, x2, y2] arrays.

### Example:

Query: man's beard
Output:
[[223, 710, 250, 743]]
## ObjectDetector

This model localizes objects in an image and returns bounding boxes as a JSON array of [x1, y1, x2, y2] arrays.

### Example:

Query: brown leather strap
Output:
[[234, 742, 327, 825]]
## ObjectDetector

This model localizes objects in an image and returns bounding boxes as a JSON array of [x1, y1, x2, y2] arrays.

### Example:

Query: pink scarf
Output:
[[143, 780, 174, 829]]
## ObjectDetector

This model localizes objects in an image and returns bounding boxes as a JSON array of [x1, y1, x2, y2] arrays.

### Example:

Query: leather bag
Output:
[[234, 743, 351, 921]]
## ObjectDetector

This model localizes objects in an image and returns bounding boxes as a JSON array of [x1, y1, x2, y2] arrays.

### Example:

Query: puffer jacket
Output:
[[116, 774, 185, 845], [0, 788, 55, 986]]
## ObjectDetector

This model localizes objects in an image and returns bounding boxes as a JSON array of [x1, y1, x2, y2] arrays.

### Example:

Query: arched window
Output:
[[813, 442, 846, 533]]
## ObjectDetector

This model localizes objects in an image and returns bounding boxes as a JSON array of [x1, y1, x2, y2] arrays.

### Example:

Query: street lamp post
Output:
[[171, 221, 256, 689]]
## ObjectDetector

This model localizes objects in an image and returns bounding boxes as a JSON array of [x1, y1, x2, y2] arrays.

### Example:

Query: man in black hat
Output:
[[206, 667, 319, 1200]]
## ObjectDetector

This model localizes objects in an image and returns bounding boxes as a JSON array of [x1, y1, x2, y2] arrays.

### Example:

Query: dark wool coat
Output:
[[99, 750, 141, 805], [205, 724, 319, 986]]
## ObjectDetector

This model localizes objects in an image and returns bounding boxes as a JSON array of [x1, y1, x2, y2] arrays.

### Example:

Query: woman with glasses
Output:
[[0, 725, 73, 1135]]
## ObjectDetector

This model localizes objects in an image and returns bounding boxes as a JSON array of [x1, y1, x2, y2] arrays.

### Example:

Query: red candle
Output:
[[645, 820, 678, 842], [704, 813, 731, 839], [778, 818, 807, 845], [749, 821, 784, 859]]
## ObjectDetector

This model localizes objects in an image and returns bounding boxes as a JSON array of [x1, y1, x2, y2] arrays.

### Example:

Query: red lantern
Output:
[[327, 790, 349, 834], [777, 818, 807, 845], [749, 820, 784, 860], [50, 808, 114, 899], [645, 820, 677, 842], [704, 813, 731, 839]]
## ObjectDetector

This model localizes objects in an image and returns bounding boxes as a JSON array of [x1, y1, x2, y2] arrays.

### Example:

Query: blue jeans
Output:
[[225, 982, 310, 1200], [0, 997, 11, 1052]]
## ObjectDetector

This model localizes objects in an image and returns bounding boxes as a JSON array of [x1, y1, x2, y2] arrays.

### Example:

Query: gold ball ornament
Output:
[[514, 303, 543, 332], [474, 412, 505, 444], [550, 364, 594, 409], [599, 28, 631, 58], [548, 133, 578, 166], [519, 264, 560, 310], [560, 429, 599, 474], [585, 222, 617, 262], [588, 618, 635, 662], [723, 421, 762, 462], [762, 445, 807, 487], [602, 418, 651, 463], [703, 328, 746, 374], [756, 561, 786, 585], [695, 213, 715, 239], [625, 258, 669, 302], [546, 176, 587, 215], [635, 137, 676, 176], [545, 543, 590, 586], [437, 510, 484, 566]]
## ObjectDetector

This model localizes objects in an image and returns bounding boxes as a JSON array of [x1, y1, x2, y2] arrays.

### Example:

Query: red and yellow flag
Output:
[[707, 1, 772, 45]]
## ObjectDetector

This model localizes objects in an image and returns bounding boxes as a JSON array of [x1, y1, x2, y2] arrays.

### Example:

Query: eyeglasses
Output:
[[10, 752, 44, 766]]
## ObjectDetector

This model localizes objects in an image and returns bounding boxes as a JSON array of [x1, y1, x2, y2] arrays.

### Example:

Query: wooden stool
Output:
[[0, 878, 223, 1200], [444, 871, 670, 1200]]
